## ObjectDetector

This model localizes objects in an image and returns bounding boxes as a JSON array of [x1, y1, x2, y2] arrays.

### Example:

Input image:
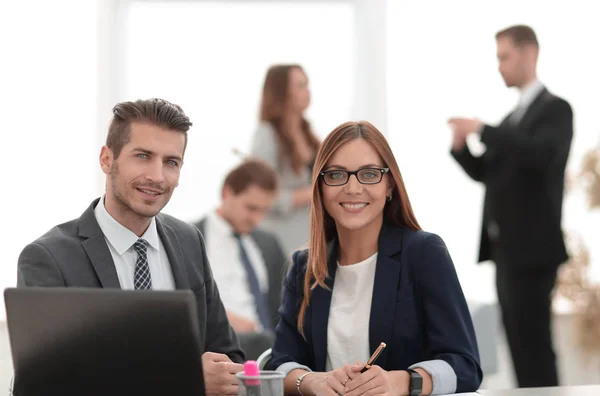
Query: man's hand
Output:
[[448, 117, 484, 151], [451, 128, 468, 151], [448, 117, 483, 135], [226, 311, 259, 333], [202, 352, 244, 395]]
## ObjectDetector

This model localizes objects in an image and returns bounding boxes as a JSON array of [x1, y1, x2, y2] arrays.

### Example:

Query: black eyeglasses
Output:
[[320, 167, 390, 186]]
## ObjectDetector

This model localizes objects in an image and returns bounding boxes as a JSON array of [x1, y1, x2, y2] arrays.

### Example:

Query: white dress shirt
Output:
[[509, 79, 545, 124], [203, 210, 269, 325], [94, 196, 175, 290], [326, 253, 377, 371]]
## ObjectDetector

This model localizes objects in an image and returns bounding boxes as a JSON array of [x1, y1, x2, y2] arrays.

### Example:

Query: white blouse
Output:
[[326, 253, 378, 371]]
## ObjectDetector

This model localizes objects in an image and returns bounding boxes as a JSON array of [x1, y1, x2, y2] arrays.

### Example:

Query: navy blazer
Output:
[[267, 223, 483, 392]]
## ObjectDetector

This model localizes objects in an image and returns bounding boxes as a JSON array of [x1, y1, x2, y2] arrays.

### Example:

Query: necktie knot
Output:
[[133, 239, 148, 254], [233, 232, 249, 242]]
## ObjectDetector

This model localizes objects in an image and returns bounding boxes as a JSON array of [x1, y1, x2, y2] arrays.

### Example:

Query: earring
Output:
[[387, 195, 392, 202]]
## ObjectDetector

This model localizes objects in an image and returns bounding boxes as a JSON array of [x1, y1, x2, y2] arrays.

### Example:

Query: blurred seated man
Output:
[[193, 158, 288, 359]]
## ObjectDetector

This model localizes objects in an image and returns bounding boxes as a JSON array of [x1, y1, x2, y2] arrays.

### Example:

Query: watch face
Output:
[[409, 370, 423, 396]]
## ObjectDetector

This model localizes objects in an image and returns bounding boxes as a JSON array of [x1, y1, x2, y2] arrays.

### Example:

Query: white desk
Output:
[[478, 384, 600, 395]]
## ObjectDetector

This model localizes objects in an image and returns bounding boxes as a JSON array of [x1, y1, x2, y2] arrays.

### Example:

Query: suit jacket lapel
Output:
[[195, 218, 207, 236], [516, 88, 551, 130], [487, 89, 550, 164], [369, 223, 404, 368], [498, 113, 512, 128], [79, 198, 121, 288], [311, 241, 338, 372], [156, 216, 190, 289]]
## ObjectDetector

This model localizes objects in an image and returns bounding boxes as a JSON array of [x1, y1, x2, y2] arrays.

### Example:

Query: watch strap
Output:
[[406, 368, 423, 396]]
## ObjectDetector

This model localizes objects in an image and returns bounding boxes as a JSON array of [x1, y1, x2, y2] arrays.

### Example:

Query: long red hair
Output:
[[259, 64, 320, 174], [297, 121, 421, 336]]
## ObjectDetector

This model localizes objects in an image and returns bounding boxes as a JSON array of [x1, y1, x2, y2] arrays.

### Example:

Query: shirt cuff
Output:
[[276, 362, 312, 376], [409, 359, 457, 395]]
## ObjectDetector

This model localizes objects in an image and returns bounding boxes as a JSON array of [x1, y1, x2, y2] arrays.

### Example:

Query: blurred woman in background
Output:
[[250, 64, 320, 256]]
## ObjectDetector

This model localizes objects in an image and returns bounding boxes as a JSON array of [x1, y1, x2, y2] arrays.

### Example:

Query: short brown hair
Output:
[[107, 98, 193, 159], [496, 25, 539, 48], [223, 158, 279, 194]]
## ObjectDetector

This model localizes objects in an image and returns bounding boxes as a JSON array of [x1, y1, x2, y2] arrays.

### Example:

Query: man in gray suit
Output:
[[17, 98, 244, 396], [193, 159, 288, 359]]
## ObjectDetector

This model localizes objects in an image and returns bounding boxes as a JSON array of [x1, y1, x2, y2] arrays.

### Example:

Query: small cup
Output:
[[236, 370, 285, 396]]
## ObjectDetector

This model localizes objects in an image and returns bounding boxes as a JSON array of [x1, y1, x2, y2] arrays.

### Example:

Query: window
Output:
[[1, 0, 97, 318]]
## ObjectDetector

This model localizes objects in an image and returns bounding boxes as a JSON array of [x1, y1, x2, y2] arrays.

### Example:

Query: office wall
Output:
[[1, 0, 98, 319]]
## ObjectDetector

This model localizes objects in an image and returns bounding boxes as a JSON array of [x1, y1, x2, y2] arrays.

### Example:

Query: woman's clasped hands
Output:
[[312, 362, 403, 396]]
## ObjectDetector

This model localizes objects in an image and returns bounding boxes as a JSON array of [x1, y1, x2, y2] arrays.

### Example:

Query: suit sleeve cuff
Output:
[[480, 124, 496, 145], [409, 359, 457, 395], [276, 362, 312, 376]]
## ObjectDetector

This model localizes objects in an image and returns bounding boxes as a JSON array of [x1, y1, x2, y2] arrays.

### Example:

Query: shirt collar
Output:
[[94, 195, 160, 255], [207, 210, 241, 238], [518, 79, 545, 109]]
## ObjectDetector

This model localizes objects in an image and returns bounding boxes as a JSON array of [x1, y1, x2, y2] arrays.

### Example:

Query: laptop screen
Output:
[[4, 287, 206, 396]]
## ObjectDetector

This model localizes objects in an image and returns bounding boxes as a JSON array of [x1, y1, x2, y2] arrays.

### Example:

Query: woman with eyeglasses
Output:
[[250, 64, 320, 256], [266, 121, 482, 395]]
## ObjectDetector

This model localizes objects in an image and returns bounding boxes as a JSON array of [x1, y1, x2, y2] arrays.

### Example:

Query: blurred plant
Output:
[[556, 143, 600, 353], [558, 232, 600, 352], [578, 146, 600, 209]]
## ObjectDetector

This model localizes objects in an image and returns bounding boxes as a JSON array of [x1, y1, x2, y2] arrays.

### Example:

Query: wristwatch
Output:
[[406, 369, 423, 396]]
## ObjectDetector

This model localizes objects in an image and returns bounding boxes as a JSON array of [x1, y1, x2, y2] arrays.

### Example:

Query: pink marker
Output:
[[243, 360, 261, 394]]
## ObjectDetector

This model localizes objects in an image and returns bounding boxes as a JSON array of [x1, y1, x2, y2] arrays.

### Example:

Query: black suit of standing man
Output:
[[17, 99, 245, 396], [448, 25, 573, 388]]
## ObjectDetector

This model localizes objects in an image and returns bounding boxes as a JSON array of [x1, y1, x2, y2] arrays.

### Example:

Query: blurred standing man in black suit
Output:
[[448, 25, 573, 388]]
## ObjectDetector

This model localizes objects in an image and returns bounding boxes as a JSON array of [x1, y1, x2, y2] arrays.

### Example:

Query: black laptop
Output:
[[4, 287, 206, 396]]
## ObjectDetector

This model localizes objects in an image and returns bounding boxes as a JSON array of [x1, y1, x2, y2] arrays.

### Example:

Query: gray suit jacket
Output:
[[17, 198, 244, 363], [194, 218, 288, 329]]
